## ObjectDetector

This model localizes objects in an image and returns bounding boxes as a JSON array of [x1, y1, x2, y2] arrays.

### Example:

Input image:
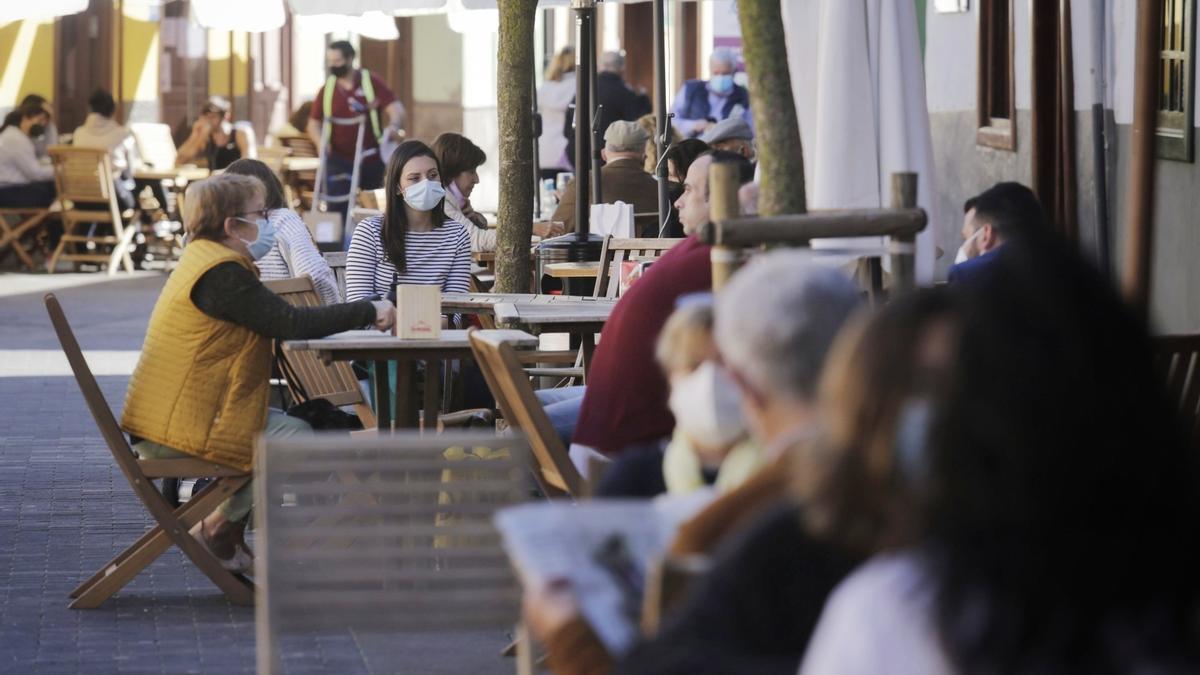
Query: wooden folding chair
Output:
[[46, 145, 136, 275], [468, 328, 584, 499], [262, 276, 377, 429], [255, 433, 528, 674], [44, 293, 254, 609], [0, 206, 54, 269], [1154, 334, 1200, 442], [321, 251, 348, 302], [593, 236, 684, 299]]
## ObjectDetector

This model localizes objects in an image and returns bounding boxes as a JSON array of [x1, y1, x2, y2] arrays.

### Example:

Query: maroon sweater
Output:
[[573, 235, 713, 455]]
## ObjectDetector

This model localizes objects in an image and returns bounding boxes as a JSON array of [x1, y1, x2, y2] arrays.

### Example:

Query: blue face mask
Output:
[[709, 74, 735, 95], [237, 217, 276, 260]]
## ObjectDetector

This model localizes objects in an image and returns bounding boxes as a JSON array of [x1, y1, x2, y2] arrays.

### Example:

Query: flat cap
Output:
[[700, 117, 754, 144], [604, 120, 649, 153]]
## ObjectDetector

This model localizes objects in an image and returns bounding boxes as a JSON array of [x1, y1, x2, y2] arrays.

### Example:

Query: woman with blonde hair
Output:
[[121, 174, 394, 573], [538, 46, 577, 181]]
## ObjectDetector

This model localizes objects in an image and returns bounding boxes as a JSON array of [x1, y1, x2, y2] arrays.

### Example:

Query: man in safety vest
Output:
[[306, 40, 404, 217]]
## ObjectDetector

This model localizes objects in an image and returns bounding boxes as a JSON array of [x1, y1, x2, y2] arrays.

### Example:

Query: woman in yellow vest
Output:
[[121, 174, 395, 573]]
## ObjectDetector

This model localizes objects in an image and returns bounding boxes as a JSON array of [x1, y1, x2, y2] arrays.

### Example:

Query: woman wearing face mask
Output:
[[657, 299, 762, 496], [432, 132, 565, 254], [345, 140, 471, 310], [0, 101, 56, 209], [121, 174, 395, 573]]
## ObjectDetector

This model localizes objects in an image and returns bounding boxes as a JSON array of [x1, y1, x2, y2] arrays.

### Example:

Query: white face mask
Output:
[[954, 227, 985, 265], [668, 361, 747, 449], [402, 179, 446, 212]]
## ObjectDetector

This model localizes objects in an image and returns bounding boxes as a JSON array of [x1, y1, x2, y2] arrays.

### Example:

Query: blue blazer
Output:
[[679, 79, 751, 122]]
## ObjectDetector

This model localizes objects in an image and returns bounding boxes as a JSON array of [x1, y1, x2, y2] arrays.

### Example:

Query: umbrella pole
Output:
[[653, 0, 670, 233], [573, 0, 596, 240]]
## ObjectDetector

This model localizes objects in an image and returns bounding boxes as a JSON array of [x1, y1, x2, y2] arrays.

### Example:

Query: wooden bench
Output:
[[254, 432, 529, 674]]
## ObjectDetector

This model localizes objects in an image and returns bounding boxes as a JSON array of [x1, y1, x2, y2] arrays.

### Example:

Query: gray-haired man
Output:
[[552, 120, 660, 234]]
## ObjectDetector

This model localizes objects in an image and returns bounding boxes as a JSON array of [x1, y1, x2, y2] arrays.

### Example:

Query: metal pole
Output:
[[590, 37, 603, 205], [573, 0, 596, 240], [1090, 0, 1111, 276], [653, 0, 670, 232]]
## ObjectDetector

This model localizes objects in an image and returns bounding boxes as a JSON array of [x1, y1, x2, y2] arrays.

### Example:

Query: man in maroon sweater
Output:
[[558, 150, 753, 495]]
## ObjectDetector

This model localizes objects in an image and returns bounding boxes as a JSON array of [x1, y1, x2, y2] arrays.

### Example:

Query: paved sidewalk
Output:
[[0, 274, 513, 674]]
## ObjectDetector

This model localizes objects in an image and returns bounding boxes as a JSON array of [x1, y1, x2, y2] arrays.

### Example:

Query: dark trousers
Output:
[[0, 181, 55, 208], [595, 441, 669, 498], [325, 153, 385, 230]]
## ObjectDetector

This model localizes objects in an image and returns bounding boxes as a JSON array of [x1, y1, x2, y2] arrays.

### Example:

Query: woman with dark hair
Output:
[[0, 101, 55, 208], [224, 158, 340, 305], [176, 97, 253, 170], [664, 138, 709, 184], [801, 239, 1200, 674], [432, 132, 563, 254], [344, 140, 470, 309]]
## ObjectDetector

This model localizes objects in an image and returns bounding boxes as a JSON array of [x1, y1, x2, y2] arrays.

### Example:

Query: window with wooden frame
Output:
[[1158, 0, 1195, 162], [977, 0, 1016, 150]]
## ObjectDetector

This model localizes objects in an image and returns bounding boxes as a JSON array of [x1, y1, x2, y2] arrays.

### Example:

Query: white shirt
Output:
[[444, 186, 496, 254], [538, 72, 577, 171], [254, 208, 342, 306], [799, 553, 954, 675], [72, 113, 136, 174], [0, 126, 54, 186]]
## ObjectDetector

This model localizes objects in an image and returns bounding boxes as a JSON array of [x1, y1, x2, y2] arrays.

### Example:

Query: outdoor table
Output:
[[283, 328, 538, 431], [493, 301, 615, 381], [544, 261, 600, 279], [442, 292, 612, 314]]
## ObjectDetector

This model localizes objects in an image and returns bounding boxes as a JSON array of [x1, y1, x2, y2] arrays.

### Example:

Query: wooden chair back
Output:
[[263, 276, 375, 428], [468, 328, 584, 498], [593, 236, 683, 299], [1154, 334, 1200, 440], [255, 433, 528, 674], [322, 251, 348, 301], [130, 123, 179, 170], [279, 133, 318, 158], [49, 145, 117, 206], [44, 293, 252, 608]]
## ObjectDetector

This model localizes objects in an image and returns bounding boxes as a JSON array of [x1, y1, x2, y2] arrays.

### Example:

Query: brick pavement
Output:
[[0, 274, 512, 674]]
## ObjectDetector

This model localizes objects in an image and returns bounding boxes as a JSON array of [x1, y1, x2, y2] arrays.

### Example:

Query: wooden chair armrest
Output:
[[517, 350, 579, 365], [137, 458, 248, 478]]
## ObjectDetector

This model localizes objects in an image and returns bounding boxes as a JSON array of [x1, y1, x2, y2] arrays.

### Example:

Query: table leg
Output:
[[373, 360, 392, 432], [581, 333, 597, 384], [423, 358, 441, 434], [395, 360, 419, 428]]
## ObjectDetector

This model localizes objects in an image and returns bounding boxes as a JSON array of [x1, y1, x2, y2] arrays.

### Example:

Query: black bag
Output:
[[275, 342, 363, 432]]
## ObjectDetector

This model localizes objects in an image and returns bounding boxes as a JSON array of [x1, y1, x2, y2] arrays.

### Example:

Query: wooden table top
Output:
[[441, 293, 615, 313], [493, 301, 614, 327], [133, 166, 210, 182], [544, 261, 601, 278], [281, 157, 321, 172], [283, 329, 538, 356]]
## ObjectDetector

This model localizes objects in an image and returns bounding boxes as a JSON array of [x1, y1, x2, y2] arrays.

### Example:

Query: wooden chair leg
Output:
[[69, 476, 245, 599], [107, 224, 139, 277], [69, 476, 253, 608], [46, 220, 75, 273]]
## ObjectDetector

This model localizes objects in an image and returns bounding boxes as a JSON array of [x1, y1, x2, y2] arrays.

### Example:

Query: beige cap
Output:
[[604, 120, 649, 153]]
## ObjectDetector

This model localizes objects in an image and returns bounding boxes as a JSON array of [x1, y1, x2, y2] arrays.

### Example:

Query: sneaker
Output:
[[190, 522, 254, 574]]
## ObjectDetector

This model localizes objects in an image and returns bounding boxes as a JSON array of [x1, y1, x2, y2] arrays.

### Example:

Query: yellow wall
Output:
[[120, 10, 159, 121], [0, 19, 56, 111], [207, 30, 249, 105]]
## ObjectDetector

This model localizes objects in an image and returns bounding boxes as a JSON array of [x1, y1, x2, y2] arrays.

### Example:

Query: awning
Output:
[[191, 0, 286, 32], [0, 0, 88, 24]]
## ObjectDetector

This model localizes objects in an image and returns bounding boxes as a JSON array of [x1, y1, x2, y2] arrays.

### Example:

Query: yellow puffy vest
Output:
[[121, 239, 270, 471]]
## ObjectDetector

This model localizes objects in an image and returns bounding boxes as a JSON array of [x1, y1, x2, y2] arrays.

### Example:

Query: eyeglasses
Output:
[[237, 209, 270, 220]]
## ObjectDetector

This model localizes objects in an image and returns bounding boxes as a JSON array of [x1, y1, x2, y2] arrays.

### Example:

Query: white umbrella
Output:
[[287, 0, 448, 16], [191, 0, 286, 32], [0, 0, 87, 24], [783, 0, 939, 284]]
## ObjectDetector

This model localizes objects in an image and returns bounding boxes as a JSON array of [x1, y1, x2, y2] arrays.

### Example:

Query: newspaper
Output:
[[494, 492, 714, 655]]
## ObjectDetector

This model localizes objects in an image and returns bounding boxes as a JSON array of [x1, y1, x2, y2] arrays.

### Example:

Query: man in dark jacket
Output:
[[563, 51, 651, 169], [553, 120, 660, 234]]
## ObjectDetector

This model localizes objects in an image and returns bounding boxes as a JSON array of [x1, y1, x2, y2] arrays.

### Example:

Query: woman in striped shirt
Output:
[[345, 140, 470, 315], [224, 158, 341, 305]]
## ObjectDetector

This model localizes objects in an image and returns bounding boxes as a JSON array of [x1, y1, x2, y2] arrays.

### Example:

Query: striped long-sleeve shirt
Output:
[[255, 208, 342, 306], [345, 215, 471, 305]]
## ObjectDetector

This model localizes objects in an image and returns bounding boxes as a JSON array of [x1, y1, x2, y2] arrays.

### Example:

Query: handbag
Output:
[[275, 342, 363, 432]]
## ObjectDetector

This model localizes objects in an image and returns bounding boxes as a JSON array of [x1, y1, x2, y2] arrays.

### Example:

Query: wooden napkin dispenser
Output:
[[394, 285, 441, 339]]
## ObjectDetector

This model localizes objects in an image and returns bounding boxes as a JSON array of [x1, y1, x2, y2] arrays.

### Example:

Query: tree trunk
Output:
[[495, 0, 539, 293], [736, 0, 806, 216]]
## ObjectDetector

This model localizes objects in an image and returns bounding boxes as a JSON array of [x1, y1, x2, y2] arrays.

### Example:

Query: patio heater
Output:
[[536, 0, 605, 295]]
